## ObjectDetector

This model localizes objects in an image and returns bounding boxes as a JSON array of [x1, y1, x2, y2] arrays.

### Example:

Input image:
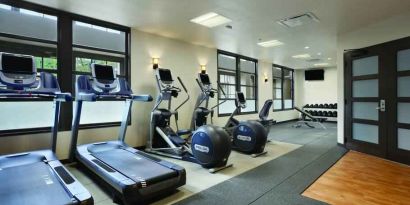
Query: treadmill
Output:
[[0, 52, 93, 205], [69, 64, 186, 204]]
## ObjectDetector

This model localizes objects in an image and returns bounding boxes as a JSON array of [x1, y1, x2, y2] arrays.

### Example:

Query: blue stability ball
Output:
[[232, 121, 268, 154], [191, 125, 232, 168]]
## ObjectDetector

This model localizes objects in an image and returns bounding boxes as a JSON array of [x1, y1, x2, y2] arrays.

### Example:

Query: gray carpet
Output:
[[268, 122, 337, 145], [176, 122, 346, 205]]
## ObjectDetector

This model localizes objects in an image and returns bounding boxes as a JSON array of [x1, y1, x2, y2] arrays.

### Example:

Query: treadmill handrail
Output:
[[76, 93, 153, 102], [0, 92, 71, 102]]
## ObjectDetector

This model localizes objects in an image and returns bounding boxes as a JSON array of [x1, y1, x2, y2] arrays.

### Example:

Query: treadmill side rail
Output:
[[48, 160, 93, 204]]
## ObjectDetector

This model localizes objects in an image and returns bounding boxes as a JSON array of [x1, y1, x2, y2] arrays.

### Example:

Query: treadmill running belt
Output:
[[92, 149, 178, 184], [0, 162, 75, 205]]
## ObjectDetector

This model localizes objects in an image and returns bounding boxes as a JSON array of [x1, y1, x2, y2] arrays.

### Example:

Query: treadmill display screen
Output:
[[1, 54, 34, 74], [94, 64, 115, 80], [159, 69, 173, 82], [199, 74, 210, 85], [237, 92, 246, 103]]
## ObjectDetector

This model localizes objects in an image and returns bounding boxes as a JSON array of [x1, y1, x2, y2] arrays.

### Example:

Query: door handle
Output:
[[377, 99, 386, 112]]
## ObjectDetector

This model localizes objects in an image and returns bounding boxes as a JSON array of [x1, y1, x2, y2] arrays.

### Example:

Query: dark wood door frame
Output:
[[344, 36, 410, 165]]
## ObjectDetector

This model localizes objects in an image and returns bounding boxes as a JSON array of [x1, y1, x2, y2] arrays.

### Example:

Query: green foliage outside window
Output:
[[75, 57, 120, 74], [34, 56, 57, 70]]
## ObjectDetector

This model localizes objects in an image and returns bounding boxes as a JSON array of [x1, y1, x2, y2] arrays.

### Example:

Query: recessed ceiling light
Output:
[[327, 58, 332, 60], [292, 54, 311, 59], [257, 40, 284, 47], [190, 12, 232, 28], [317, 52, 322, 55], [314, 63, 329, 66], [304, 46, 310, 49]]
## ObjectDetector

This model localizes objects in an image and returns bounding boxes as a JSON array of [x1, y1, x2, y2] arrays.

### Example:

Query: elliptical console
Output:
[[148, 68, 232, 173]]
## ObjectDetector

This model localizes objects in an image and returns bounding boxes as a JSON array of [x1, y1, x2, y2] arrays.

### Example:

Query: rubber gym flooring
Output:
[[66, 122, 346, 205], [176, 122, 345, 205]]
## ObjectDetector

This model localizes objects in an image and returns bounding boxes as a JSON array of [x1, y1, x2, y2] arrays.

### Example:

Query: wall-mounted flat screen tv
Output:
[[305, 69, 324, 81]]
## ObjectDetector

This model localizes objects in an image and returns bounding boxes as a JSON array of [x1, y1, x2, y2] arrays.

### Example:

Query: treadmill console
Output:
[[91, 64, 119, 93], [236, 92, 247, 108], [0, 52, 37, 88]]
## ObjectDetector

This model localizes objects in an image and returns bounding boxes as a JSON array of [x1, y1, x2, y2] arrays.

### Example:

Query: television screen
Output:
[[1, 54, 34, 74], [305, 69, 324, 81], [236, 92, 246, 103], [94, 64, 114, 80], [199, 73, 210, 85], [159, 69, 173, 82]]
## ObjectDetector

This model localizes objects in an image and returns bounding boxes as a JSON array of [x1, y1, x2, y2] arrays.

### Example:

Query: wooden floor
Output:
[[303, 151, 410, 205]]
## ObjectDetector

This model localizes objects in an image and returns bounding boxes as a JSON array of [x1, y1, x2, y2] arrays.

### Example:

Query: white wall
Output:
[[337, 11, 410, 144], [0, 29, 299, 159], [297, 67, 338, 106]]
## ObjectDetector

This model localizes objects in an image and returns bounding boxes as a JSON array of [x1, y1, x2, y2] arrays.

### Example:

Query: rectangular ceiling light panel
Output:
[[292, 54, 311, 59], [190, 12, 232, 28], [257, 40, 284, 47], [314, 63, 329, 66]]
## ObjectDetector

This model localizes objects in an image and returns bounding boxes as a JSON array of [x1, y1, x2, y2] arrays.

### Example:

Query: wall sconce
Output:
[[200, 65, 207, 74], [264, 73, 268, 83], [152, 58, 159, 69]]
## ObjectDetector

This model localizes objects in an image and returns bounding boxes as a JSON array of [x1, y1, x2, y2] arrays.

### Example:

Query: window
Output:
[[0, 1, 130, 136], [0, 3, 58, 134], [217, 50, 258, 116], [72, 21, 128, 127], [272, 65, 294, 111]]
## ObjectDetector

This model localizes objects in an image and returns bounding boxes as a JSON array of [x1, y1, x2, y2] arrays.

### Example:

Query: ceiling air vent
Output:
[[277, 12, 319, 28]]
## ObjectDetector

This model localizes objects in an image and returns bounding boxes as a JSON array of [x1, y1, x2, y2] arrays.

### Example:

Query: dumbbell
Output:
[[334, 103, 338, 109], [314, 104, 319, 108], [324, 111, 329, 117], [313, 111, 318, 116], [304, 104, 310, 108], [318, 111, 323, 116], [319, 104, 324, 108], [324, 104, 329, 108], [332, 111, 337, 117]]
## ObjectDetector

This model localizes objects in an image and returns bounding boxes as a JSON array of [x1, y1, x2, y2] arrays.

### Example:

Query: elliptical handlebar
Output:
[[177, 77, 188, 93], [195, 78, 204, 92], [211, 81, 227, 110], [175, 76, 190, 111]]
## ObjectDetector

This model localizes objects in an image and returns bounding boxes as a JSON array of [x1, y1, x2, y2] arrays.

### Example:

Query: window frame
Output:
[[217, 50, 258, 117], [272, 64, 294, 112], [0, 0, 131, 137]]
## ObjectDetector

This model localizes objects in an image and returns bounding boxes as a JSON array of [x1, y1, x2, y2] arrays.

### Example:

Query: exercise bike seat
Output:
[[177, 129, 192, 136], [169, 135, 186, 145]]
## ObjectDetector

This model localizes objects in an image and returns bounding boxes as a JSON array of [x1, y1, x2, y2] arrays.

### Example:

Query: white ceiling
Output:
[[25, 0, 410, 69]]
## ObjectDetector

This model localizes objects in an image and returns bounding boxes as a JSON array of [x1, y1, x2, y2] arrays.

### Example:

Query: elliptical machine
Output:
[[147, 68, 232, 173], [190, 72, 224, 130], [193, 73, 268, 157], [223, 92, 268, 157]]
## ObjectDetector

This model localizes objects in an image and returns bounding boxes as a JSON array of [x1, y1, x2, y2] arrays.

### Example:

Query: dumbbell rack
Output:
[[303, 104, 338, 122]]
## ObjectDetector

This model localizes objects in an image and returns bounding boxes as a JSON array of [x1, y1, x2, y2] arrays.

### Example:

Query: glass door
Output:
[[345, 47, 387, 157], [388, 45, 410, 165], [345, 37, 410, 165]]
